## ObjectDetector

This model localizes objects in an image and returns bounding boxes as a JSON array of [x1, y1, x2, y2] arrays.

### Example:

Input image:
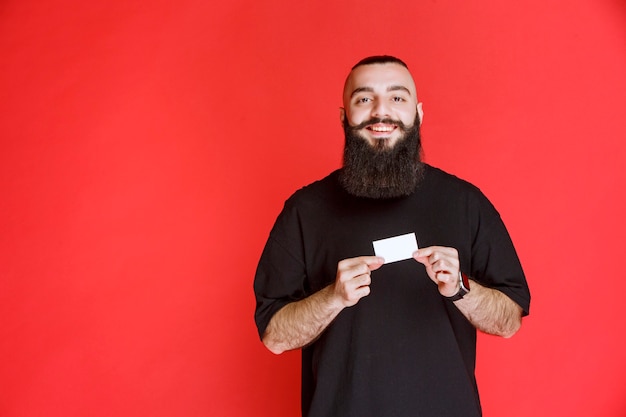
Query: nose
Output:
[[371, 100, 390, 119]]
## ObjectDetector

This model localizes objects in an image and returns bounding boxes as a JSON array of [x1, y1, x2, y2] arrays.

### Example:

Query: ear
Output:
[[417, 102, 424, 126], [339, 107, 346, 124]]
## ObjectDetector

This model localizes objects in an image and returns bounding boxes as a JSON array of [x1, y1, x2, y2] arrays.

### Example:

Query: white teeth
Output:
[[370, 126, 394, 132]]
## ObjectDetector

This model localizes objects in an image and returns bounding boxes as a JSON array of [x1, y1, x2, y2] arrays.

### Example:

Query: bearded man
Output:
[[253, 55, 531, 417]]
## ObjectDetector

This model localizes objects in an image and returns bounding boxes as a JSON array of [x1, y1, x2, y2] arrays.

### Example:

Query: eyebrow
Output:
[[350, 85, 412, 98]]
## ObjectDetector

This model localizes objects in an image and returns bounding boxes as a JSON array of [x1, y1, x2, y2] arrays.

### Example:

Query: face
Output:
[[341, 63, 423, 149]]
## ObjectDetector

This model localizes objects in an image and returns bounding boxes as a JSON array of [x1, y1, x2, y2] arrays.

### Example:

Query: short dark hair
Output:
[[351, 55, 409, 70]]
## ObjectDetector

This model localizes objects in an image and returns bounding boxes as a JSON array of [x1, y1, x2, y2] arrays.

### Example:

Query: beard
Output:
[[338, 114, 424, 199]]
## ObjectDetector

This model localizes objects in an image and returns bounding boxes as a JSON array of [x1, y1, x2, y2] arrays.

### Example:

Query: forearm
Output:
[[262, 285, 344, 354], [454, 280, 523, 338]]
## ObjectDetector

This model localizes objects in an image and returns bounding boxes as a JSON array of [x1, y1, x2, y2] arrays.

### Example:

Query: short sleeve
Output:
[[469, 193, 531, 316], [253, 200, 309, 339]]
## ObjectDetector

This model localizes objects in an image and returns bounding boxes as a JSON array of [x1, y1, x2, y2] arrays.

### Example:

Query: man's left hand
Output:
[[413, 246, 460, 297]]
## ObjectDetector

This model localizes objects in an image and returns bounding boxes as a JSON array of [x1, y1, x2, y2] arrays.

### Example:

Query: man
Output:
[[254, 55, 530, 417]]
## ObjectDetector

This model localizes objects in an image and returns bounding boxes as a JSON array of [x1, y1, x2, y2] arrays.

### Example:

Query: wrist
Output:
[[325, 285, 349, 310], [444, 271, 470, 301]]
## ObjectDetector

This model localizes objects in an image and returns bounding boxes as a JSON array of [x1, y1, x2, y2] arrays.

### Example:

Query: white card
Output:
[[372, 232, 419, 264]]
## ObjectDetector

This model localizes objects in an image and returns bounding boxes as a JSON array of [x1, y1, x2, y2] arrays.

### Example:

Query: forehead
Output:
[[343, 63, 417, 102]]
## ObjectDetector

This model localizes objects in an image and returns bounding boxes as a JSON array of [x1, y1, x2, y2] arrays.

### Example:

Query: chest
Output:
[[300, 195, 472, 292]]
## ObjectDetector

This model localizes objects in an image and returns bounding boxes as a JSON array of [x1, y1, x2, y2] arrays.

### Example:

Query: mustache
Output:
[[347, 117, 411, 131]]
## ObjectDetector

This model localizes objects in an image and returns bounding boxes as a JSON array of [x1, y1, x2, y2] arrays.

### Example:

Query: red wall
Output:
[[1, 0, 625, 416]]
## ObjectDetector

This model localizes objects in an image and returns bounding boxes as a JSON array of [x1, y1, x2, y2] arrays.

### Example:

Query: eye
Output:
[[392, 96, 406, 102], [357, 97, 372, 103]]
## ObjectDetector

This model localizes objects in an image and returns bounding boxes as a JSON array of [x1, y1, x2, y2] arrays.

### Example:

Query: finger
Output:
[[435, 269, 455, 281], [367, 258, 385, 271], [414, 247, 459, 269], [359, 255, 385, 269], [343, 274, 371, 296], [413, 251, 435, 268], [337, 263, 374, 285], [348, 285, 371, 304], [338, 256, 384, 273], [341, 274, 372, 305], [431, 256, 455, 273], [413, 247, 433, 259], [414, 246, 457, 258], [413, 247, 438, 266], [356, 285, 371, 298], [354, 272, 372, 288]]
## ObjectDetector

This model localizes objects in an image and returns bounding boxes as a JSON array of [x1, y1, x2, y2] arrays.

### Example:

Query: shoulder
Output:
[[283, 170, 343, 209], [422, 164, 483, 197], [421, 164, 501, 217], [267, 170, 343, 234]]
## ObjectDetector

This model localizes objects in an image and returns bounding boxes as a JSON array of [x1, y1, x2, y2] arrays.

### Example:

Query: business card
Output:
[[372, 232, 418, 264]]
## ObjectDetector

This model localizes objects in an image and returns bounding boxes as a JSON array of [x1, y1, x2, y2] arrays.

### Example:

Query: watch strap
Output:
[[445, 271, 470, 301]]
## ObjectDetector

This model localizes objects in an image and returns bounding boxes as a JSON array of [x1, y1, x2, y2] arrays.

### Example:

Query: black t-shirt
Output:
[[254, 165, 530, 417]]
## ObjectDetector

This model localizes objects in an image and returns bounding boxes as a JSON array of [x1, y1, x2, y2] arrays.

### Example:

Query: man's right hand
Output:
[[333, 256, 385, 307], [263, 255, 384, 354]]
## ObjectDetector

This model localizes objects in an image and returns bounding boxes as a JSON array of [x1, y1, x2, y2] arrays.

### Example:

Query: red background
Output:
[[1, 0, 625, 416]]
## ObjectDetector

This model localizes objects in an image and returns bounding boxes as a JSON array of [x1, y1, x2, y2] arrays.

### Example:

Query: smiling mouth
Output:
[[367, 124, 397, 135]]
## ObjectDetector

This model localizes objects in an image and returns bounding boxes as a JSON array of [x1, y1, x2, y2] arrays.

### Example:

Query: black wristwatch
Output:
[[445, 271, 471, 301]]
